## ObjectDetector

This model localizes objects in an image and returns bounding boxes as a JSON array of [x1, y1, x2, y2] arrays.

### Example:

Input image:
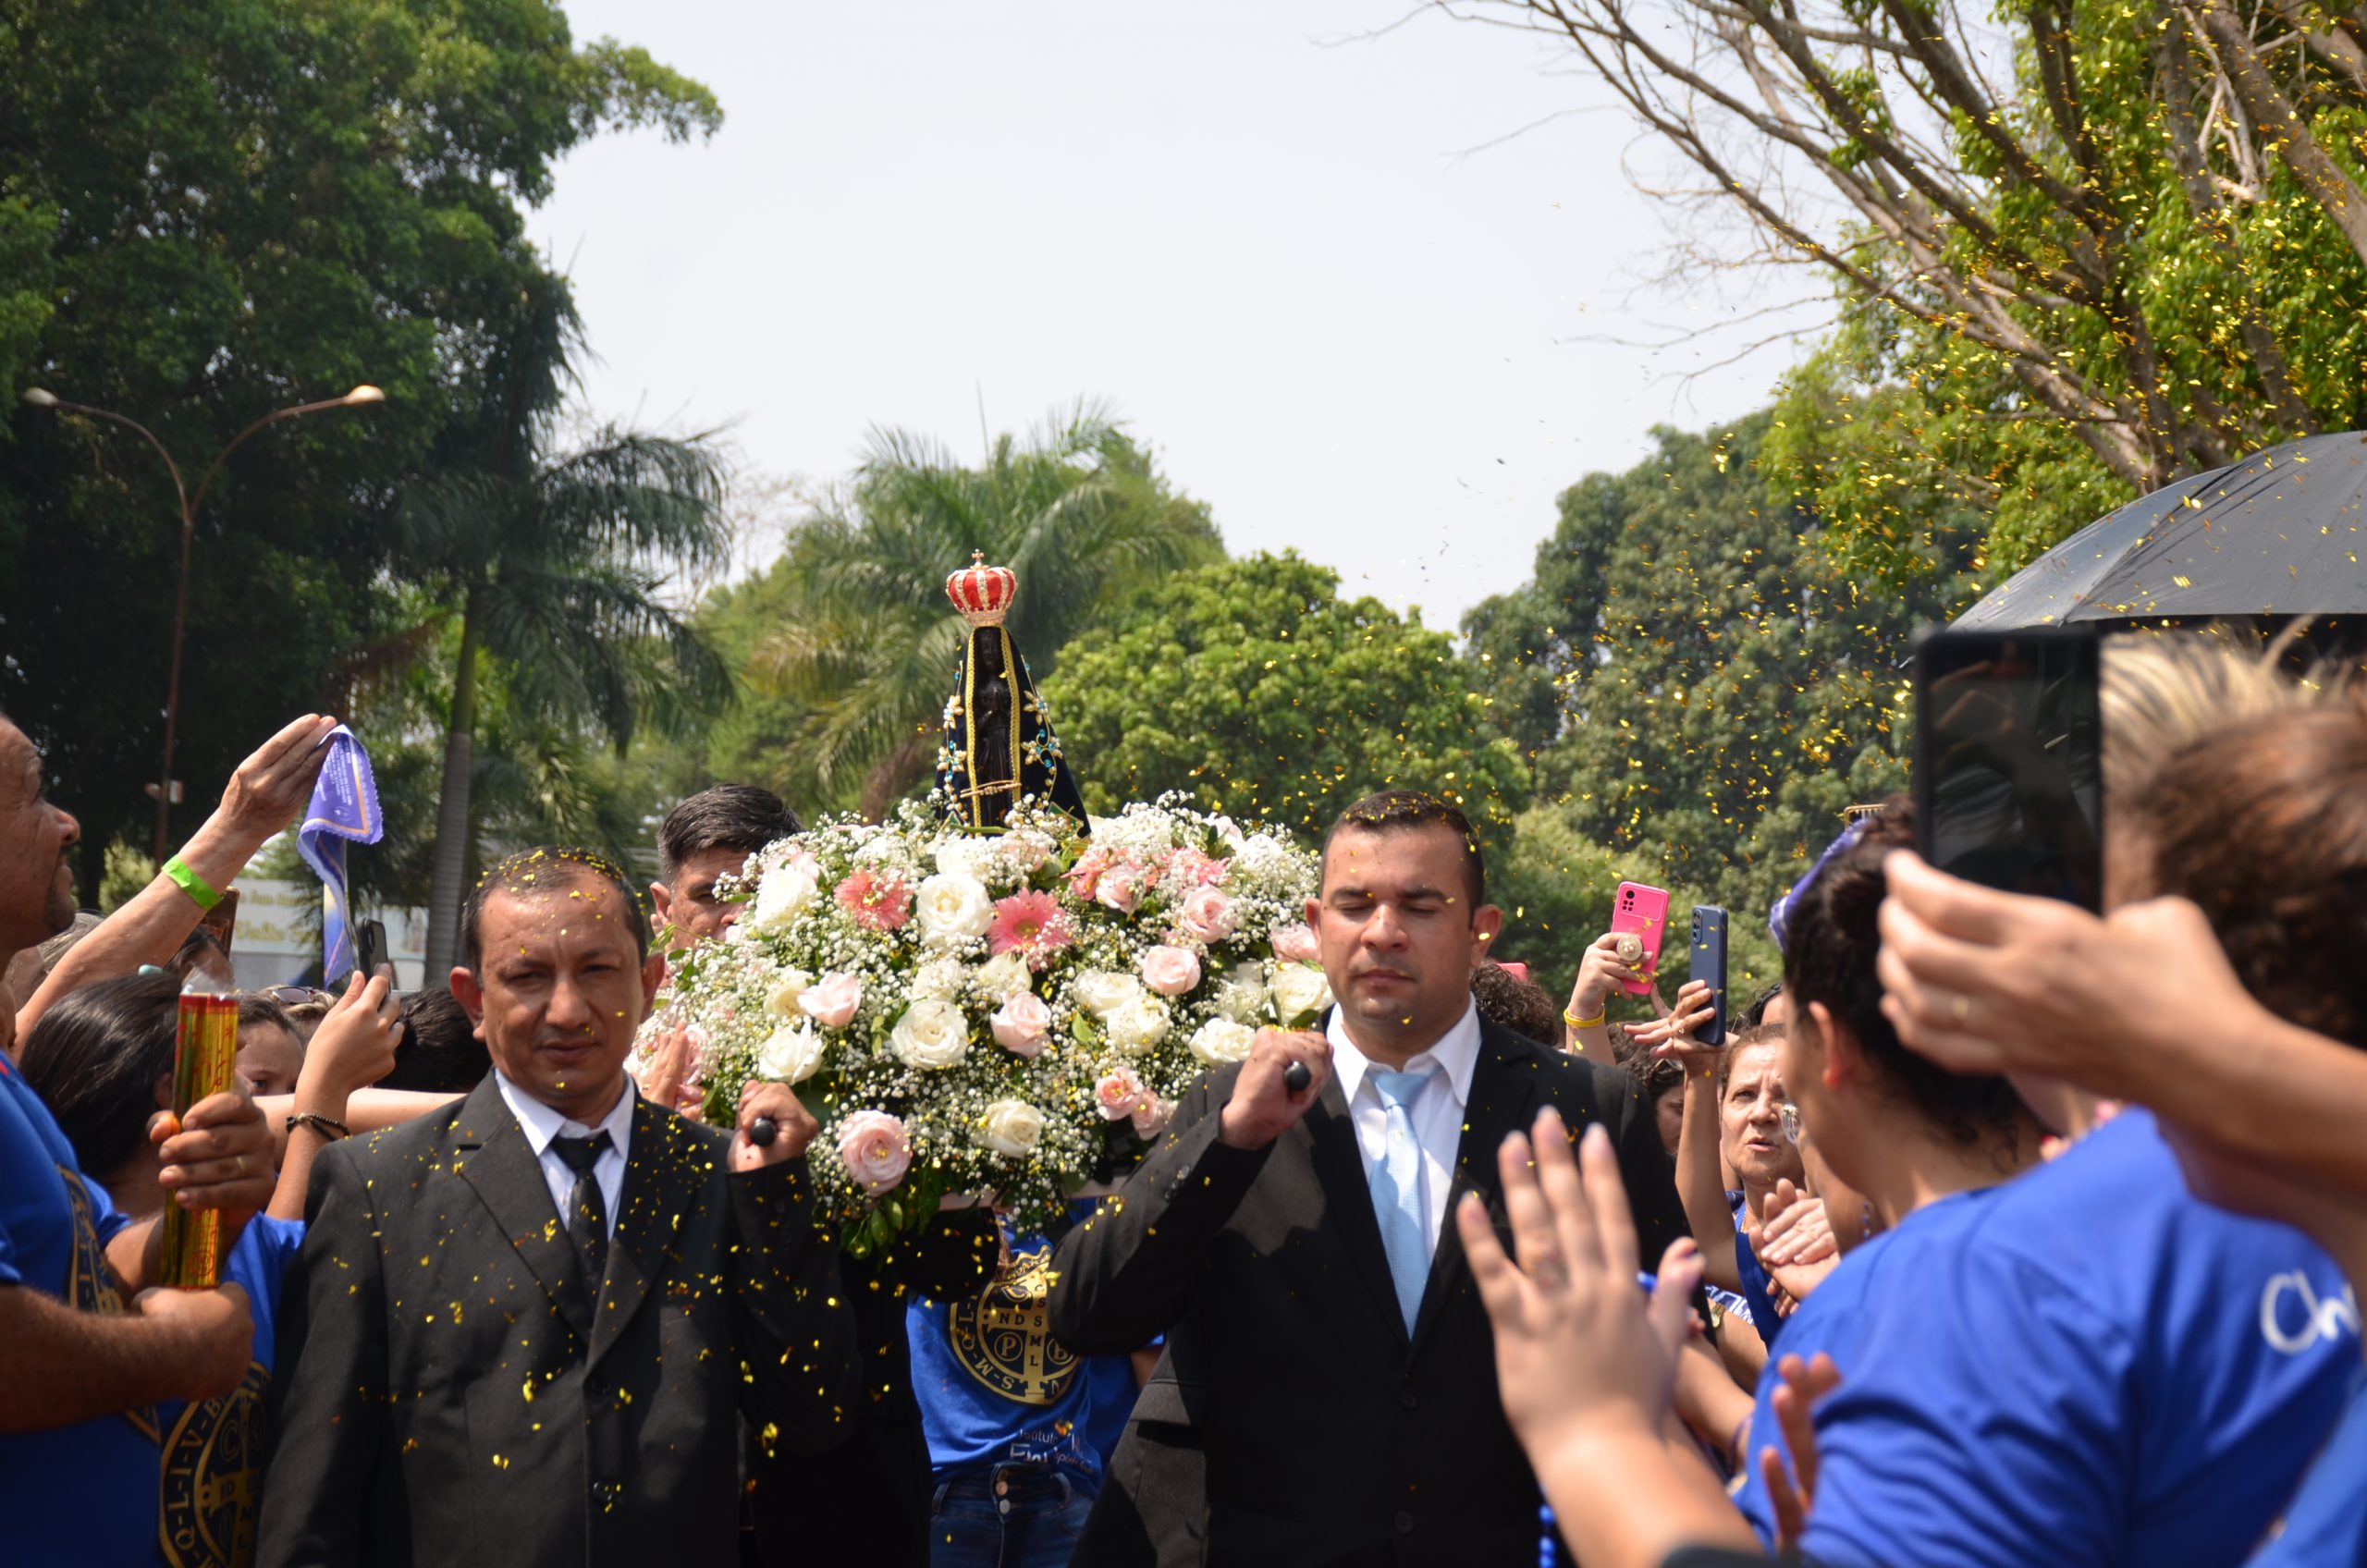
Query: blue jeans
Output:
[[928, 1464, 1095, 1568]]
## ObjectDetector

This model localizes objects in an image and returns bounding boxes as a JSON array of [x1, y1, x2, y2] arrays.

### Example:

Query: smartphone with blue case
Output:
[[1688, 905, 1728, 1047]]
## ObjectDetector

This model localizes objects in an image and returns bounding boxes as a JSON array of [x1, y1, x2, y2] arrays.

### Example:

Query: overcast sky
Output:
[[537, 2, 1804, 631]]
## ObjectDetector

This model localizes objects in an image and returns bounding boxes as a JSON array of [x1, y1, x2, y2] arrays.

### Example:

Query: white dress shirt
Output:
[[1326, 999, 1483, 1259], [494, 1071, 634, 1240]]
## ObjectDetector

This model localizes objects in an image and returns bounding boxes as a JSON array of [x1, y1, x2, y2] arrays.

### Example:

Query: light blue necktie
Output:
[[1368, 1065, 1437, 1331]]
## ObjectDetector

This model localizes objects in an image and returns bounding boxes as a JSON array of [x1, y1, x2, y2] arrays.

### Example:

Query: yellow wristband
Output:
[[163, 855, 222, 912], [1564, 1008, 1606, 1030]]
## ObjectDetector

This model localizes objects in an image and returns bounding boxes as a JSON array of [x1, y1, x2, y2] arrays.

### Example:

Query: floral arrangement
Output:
[[635, 795, 1327, 1249]]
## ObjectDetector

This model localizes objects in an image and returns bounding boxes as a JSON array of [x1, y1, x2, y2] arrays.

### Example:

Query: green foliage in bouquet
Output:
[[641, 797, 1326, 1253]]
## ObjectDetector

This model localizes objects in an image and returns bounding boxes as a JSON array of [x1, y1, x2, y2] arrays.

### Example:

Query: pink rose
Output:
[[1095, 863, 1146, 914], [1095, 1068, 1147, 1121], [1131, 1096, 1174, 1138], [1139, 944, 1202, 997], [799, 971, 865, 1028], [836, 1110, 912, 1194], [990, 991, 1052, 1057], [1181, 886, 1239, 943], [1269, 922, 1319, 963]]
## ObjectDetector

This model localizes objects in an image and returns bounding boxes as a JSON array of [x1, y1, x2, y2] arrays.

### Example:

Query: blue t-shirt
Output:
[[2251, 1370, 2367, 1567], [909, 1214, 1124, 1491], [1726, 1190, 1781, 1347], [1734, 1109, 2359, 1568], [153, 1214, 303, 1568], [0, 1053, 157, 1568]]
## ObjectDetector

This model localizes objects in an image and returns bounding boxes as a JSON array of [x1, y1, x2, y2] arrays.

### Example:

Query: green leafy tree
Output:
[[1046, 552, 1532, 847], [387, 282, 731, 974], [1448, 0, 2367, 582], [1465, 415, 1976, 938], [746, 402, 1221, 818], [0, 0, 717, 898]]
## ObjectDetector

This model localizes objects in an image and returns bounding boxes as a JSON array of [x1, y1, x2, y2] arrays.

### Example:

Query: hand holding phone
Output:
[[354, 918, 390, 985], [1611, 882, 1671, 998], [1687, 905, 1729, 1047]]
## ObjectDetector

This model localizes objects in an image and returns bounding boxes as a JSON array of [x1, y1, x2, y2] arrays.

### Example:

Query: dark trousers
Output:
[[928, 1465, 1095, 1568]]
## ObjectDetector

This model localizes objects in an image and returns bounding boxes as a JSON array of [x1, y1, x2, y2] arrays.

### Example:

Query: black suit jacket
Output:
[[1048, 1019, 1688, 1568], [255, 1079, 860, 1568]]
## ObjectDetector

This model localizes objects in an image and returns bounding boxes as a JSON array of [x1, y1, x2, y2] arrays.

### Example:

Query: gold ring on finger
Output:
[[1950, 994, 1971, 1025], [234, 1154, 247, 1178]]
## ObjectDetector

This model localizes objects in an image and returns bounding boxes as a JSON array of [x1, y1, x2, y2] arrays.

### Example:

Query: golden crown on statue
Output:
[[945, 551, 1018, 628]]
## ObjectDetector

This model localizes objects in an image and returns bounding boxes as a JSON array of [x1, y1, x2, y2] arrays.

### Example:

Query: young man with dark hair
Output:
[[376, 982, 492, 1094], [1050, 788, 1688, 1567], [258, 846, 862, 1565], [652, 784, 803, 943]]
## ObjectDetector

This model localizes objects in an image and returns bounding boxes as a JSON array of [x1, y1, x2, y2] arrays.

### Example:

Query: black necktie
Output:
[[551, 1131, 612, 1282]]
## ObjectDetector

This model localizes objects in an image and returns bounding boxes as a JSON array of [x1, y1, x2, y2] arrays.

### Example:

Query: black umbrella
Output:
[[1955, 431, 2367, 631]]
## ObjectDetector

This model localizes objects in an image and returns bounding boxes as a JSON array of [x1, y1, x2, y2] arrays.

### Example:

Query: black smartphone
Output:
[[1687, 905, 1729, 1047], [1912, 625, 2104, 911], [354, 918, 390, 983]]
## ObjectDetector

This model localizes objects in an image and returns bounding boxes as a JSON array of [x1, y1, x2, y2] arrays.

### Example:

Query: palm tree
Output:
[[755, 399, 1220, 817], [393, 277, 731, 976]]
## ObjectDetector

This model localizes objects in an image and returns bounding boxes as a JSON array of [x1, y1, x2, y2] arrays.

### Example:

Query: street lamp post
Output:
[[21, 383, 385, 867]]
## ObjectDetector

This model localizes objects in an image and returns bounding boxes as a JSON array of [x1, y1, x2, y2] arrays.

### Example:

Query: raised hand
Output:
[[1567, 932, 1646, 1023], [1876, 850, 2252, 1092], [1758, 1351, 1844, 1557], [636, 1023, 704, 1121], [1455, 1108, 1704, 1458], [212, 714, 340, 848], [1755, 1179, 1838, 1300], [1632, 978, 1720, 1071], [297, 968, 403, 1105], [1218, 1027, 1331, 1149]]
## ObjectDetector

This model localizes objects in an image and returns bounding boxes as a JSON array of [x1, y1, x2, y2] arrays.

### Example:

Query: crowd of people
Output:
[[1, 627, 2363, 1567]]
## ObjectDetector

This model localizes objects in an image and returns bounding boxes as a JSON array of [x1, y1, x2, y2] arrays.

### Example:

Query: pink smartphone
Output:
[[1611, 881, 1671, 998]]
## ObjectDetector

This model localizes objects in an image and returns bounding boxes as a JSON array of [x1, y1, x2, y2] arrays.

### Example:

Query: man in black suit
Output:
[[256, 847, 861, 1567], [1049, 790, 1687, 1567]]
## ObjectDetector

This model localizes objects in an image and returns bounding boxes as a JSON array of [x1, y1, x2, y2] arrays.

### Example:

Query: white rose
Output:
[[754, 1021, 828, 1084], [914, 871, 996, 944], [1269, 963, 1333, 1023], [1189, 1017, 1257, 1066], [973, 950, 1032, 999], [979, 1098, 1047, 1158], [935, 838, 998, 880], [1104, 995, 1171, 1056], [1213, 962, 1267, 1024], [765, 967, 816, 1019], [1072, 969, 1146, 1019], [889, 998, 972, 1070], [748, 864, 820, 933]]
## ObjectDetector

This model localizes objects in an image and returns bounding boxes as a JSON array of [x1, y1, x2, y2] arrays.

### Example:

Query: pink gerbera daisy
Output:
[[988, 889, 1076, 970], [834, 867, 914, 932]]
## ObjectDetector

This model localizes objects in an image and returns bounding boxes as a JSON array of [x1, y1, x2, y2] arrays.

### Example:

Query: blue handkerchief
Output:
[[296, 725, 384, 982]]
